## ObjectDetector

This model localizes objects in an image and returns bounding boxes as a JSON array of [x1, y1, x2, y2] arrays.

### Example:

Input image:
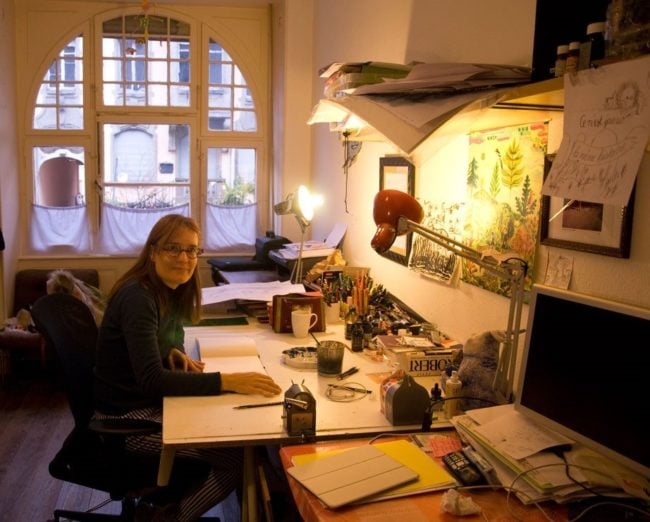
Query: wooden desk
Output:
[[279, 438, 568, 521], [160, 322, 449, 520]]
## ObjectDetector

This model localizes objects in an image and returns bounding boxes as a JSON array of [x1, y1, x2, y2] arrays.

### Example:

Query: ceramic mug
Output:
[[291, 309, 318, 338]]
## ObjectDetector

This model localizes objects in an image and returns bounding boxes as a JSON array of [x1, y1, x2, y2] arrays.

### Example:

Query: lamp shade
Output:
[[371, 189, 424, 253]]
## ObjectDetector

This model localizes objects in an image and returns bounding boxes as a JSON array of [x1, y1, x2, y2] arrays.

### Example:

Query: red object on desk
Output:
[[279, 438, 568, 521]]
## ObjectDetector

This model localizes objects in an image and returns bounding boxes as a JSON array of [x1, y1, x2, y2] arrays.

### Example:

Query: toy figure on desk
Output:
[[456, 330, 504, 411]]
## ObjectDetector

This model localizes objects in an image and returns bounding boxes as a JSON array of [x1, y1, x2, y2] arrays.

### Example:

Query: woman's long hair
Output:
[[110, 214, 203, 324]]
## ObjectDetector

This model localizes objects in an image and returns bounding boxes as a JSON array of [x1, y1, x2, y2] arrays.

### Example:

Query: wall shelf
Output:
[[309, 77, 565, 162]]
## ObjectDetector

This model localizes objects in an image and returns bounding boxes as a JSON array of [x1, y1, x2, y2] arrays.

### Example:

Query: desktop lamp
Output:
[[274, 185, 323, 284], [371, 189, 527, 403]]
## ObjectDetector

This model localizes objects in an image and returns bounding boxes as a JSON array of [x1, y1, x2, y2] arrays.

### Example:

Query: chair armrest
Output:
[[89, 418, 161, 436]]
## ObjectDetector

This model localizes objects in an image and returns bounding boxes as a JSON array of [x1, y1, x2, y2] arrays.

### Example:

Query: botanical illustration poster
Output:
[[462, 122, 548, 296]]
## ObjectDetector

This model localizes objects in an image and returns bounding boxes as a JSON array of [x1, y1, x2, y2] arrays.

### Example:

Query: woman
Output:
[[94, 214, 281, 520]]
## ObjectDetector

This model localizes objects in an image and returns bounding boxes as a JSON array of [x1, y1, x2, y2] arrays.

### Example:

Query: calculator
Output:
[[442, 450, 485, 486]]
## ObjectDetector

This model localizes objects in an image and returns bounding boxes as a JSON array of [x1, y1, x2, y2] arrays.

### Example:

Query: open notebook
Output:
[[196, 335, 266, 374], [286, 444, 418, 508]]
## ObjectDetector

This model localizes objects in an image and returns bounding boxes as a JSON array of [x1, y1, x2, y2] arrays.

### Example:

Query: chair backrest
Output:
[[13, 268, 100, 316], [31, 293, 98, 428]]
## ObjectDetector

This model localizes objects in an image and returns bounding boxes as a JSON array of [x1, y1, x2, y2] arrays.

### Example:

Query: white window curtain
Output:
[[99, 203, 190, 254], [204, 202, 256, 252], [30, 204, 90, 253]]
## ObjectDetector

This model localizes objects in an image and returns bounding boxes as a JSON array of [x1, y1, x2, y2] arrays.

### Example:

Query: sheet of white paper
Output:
[[542, 56, 650, 207], [473, 409, 575, 460], [201, 280, 306, 304]]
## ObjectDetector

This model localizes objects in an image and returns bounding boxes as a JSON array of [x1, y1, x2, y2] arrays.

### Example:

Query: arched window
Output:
[[25, 6, 268, 255]]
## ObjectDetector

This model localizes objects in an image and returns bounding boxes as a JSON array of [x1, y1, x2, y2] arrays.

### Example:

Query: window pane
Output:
[[206, 147, 256, 205], [210, 87, 232, 109], [233, 110, 256, 132], [170, 85, 190, 106], [59, 107, 84, 130], [103, 185, 189, 208], [148, 84, 168, 105], [33, 146, 85, 207], [102, 123, 191, 208]]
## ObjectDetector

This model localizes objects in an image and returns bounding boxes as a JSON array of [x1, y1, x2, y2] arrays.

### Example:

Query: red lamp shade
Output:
[[371, 189, 424, 253]]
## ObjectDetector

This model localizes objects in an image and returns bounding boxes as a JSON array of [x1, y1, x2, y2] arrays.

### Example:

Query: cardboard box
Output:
[[398, 350, 454, 376]]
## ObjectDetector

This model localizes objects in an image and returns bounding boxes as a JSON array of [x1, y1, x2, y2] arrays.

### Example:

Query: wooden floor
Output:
[[0, 362, 241, 522]]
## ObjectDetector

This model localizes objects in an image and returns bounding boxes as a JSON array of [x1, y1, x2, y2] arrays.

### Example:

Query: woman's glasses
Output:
[[160, 244, 204, 259]]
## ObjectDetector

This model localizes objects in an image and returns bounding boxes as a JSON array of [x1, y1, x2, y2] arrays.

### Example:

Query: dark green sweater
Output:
[[94, 279, 221, 414]]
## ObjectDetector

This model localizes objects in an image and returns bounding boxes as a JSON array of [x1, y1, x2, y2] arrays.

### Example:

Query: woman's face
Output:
[[151, 226, 200, 289]]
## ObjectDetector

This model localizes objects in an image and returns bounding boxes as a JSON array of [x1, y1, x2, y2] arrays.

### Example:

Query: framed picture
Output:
[[378, 156, 415, 266], [540, 155, 635, 258]]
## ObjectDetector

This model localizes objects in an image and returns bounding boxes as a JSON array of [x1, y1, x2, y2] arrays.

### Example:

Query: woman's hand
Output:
[[220, 372, 282, 397], [167, 347, 205, 373]]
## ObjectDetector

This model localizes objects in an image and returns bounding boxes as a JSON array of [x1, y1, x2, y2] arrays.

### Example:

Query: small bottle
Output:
[[564, 41, 581, 73], [582, 22, 606, 68], [351, 320, 364, 352], [344, 304, 358, 340], [553, 44, 569, 77], [430, 382, 442, 411], [444, 371, 463, 419]]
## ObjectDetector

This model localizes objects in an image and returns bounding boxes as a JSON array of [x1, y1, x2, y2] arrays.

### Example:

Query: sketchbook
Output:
[[196, 335, 266, 374], [287, 444, 418, 508]]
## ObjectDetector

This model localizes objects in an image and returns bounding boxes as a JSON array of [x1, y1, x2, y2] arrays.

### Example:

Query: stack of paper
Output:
[[451, 404, 650, 504]]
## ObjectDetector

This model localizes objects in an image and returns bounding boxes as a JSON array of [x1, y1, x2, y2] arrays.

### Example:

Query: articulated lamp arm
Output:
[[371, 189, 527, 403]]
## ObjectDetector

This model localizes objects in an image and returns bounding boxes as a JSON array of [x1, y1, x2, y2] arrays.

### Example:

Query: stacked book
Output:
[[376, 334, 458, 376]]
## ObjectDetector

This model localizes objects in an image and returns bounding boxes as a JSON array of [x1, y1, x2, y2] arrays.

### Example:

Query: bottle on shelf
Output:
[[553, 44, 569, 77], [344, 304, 358, 340], [564, 41, 581, 73], [580, 22, 606, 69], [444, 370, 463, 419]]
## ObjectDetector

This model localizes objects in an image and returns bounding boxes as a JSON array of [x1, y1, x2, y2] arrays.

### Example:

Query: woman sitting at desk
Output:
[[94, 214, 281, 520]]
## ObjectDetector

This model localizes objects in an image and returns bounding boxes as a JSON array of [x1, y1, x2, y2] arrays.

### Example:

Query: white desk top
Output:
[[163, 321, 448, 449]]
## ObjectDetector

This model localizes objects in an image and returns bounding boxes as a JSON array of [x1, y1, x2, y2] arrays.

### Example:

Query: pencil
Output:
[[233, 401, 284, 409]]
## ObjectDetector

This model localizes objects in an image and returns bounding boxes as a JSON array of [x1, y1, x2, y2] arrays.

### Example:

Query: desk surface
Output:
[[279, 438, 568, 522], [164, 322, 450, 450]]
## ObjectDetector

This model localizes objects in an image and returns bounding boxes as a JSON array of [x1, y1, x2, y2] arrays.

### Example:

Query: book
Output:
[[196, 335, 267, 374], [291, 439, 456, 504]]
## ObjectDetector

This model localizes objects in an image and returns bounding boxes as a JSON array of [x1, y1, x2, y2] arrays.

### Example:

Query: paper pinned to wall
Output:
[[542, 55, 650, 207]]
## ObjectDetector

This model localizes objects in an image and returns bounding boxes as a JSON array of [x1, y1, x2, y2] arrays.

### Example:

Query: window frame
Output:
[[19, 5, 271, 257]]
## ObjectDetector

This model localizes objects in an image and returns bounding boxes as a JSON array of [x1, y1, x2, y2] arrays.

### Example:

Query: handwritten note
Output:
[[542, 55, 650, 207]]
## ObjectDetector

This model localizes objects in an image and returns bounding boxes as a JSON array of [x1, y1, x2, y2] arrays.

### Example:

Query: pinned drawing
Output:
[[542, 56, 650, 208], [408, 200, 464, 285]]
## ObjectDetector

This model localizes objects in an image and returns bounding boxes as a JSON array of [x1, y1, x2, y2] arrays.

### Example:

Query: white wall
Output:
[[304, 0, 650, 350], [0, 0, 19, 317]]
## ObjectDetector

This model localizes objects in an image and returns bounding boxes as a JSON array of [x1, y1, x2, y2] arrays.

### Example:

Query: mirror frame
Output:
[[378, 156, 415, 266]]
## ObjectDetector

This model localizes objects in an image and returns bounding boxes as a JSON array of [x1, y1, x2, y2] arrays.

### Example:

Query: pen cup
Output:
[[317, 340, 345, 377]]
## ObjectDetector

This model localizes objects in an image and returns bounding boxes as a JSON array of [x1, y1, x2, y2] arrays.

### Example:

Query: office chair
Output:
[[31, 293, 216, 522]]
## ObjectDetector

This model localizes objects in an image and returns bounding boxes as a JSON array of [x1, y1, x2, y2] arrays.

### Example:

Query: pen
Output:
[[233, 401, 284, 410], [337, 367, 359, 380], [328, 384, 372, 394]]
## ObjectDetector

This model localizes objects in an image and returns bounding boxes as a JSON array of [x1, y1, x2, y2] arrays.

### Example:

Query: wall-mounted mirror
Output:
[[378, 156, 415, 266]]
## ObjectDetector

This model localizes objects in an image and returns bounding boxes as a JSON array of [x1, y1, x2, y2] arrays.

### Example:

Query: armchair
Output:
[[31, 293, 215, 521]]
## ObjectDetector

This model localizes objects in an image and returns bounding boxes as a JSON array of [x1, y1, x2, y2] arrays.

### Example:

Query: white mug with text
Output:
[[291, 309, 318, 338]]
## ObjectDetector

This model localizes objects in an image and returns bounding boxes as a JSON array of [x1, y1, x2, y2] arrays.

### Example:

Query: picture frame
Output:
[[540, 154, 635, 258], [378, 156, 415, 266]]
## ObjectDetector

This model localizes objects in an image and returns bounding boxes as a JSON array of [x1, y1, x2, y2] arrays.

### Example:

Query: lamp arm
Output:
[[399, 216, 527, 403]]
